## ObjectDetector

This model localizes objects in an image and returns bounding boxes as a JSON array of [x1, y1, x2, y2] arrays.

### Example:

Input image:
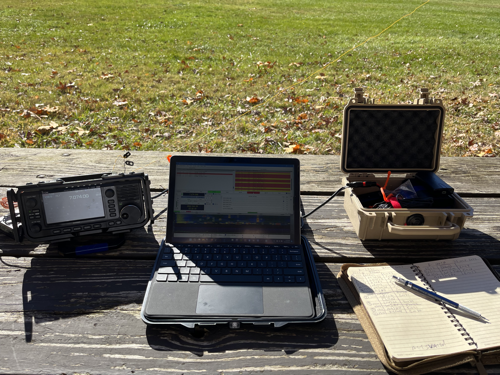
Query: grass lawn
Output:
[[0, 0, 499, 156]]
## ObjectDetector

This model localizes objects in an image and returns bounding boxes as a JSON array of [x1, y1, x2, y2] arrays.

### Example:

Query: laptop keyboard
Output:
[[155, 244, 307, 284]]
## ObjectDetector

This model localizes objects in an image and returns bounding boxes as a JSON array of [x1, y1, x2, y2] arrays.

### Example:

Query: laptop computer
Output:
[[142, 155, 316, 322]]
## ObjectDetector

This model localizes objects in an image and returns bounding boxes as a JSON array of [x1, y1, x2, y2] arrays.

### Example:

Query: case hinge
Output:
[[348, 173, 376, 179]]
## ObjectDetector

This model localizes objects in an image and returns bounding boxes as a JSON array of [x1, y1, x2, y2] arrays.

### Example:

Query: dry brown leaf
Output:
[[75, 127, 89, 136], [284, 143, 305, 154], [247, 96, 260, 104], [36, 122, 58, 135], [113, 100, 128, 107]]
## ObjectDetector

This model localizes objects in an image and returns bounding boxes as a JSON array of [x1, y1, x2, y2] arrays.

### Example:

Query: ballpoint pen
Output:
[[392, 276, 488, 321]]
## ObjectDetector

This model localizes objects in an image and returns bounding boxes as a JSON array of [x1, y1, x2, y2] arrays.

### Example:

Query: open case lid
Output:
[[340, 88, 445, 174]]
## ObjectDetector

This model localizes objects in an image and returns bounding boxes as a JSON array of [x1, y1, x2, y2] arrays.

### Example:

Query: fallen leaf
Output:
[[113, 100, 128, 107], [75, 127, 89, 136], [284, 143, 305, 154], [247, 96, 260, 104], [36, 122, 58, 135]]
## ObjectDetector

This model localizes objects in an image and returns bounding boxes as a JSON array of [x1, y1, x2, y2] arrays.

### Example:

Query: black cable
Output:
[[301, 181, 379, 220], [302, 186, 347, 219], [151, 189, 168, 200], [153, 206, 169, 221]]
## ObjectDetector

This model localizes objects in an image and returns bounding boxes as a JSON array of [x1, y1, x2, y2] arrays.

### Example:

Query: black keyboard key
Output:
[[158, 267, 175, 274], [200, 275, 263, 283], [296, 276, 306, 283], [156, 274, 167, 282], [160, 260, 176, 267], [264, 276, 273, 282], [284, 268, 305, 275], [274, 276, 283, 282], [284, 276, 295, 283], [288, 262, 304, 268]]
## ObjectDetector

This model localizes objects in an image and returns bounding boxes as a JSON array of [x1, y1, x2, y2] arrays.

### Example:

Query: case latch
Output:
[[414, 88, 442, 105], [354, 87, 366, 104], [352, 87, 375, 104]]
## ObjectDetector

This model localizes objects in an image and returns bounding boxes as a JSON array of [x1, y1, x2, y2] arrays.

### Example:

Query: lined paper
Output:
[[348, 265, 471, 360], [416, 255, 500, 351]]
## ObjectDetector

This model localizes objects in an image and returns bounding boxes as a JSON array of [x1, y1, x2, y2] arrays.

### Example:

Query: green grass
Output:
[[0, 0, 499, 156]]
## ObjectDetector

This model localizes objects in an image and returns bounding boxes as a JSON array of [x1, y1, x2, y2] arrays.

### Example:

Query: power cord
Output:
[[301, 181, 379, 220], [151, 189, 169, 221]]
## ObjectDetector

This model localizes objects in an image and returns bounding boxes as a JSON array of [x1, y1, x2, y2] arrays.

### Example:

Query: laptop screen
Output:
[[166, 157, 300, 245]]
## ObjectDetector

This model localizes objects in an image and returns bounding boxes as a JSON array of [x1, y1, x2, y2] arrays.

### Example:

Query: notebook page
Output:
[[416, 255, 500, 351], [348, 265, 471, 361]]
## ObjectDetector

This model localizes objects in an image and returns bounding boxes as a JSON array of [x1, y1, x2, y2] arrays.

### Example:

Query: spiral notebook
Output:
[[345, 255, 500, 362]]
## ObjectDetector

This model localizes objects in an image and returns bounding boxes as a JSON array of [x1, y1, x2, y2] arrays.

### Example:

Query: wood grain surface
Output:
[[1, 258, 499, 375], [2, 149, 500, 374], [1, 148, 498, 195]]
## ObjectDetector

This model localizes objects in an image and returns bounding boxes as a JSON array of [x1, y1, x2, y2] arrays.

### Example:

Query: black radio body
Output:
[[7, 172, 153, 243]]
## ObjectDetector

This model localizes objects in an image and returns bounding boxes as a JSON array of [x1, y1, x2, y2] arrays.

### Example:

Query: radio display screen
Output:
[[42, 188, 105, 224]]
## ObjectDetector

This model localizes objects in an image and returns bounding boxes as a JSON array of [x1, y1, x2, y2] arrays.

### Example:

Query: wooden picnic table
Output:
[[1, 148, 499, 374]]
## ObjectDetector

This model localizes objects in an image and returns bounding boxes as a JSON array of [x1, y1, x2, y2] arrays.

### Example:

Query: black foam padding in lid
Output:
[[343, 107, 443, 172]]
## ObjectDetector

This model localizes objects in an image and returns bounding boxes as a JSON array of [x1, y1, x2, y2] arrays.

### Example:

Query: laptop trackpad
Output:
[[196, 285, 264, 314]]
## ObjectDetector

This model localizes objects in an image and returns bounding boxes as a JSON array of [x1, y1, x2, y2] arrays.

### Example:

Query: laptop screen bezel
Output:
[[165, 155, 301, 245]]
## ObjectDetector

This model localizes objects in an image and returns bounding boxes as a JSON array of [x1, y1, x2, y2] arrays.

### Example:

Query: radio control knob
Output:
[[26, 198, 38, 209], [105, 189, 115, 198], [31, 224, 42, 233], [120, 205, 141, 223]]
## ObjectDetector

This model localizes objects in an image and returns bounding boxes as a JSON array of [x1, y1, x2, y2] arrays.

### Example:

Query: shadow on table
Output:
[[145, 246, 341, 356], [303, 217, 500, 263], [146, 316, 339, 356], [18, 227, 159, 343]]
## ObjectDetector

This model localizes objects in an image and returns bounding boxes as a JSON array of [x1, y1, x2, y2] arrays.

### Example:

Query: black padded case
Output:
[[340, 88, 473, 240], [141, 235, 327, 328]]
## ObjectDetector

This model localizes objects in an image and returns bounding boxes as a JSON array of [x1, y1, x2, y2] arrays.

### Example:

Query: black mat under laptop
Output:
[[141, 156, 326, 327]]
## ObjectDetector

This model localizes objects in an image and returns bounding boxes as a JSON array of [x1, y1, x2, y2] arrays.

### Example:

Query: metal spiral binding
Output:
[[410, 265, 477, 348]]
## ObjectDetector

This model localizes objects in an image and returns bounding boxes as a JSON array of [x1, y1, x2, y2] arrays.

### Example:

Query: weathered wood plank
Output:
[[1, 148, 499, 195], [2, 194, 500, 263], [1, 258, 498, 374]]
